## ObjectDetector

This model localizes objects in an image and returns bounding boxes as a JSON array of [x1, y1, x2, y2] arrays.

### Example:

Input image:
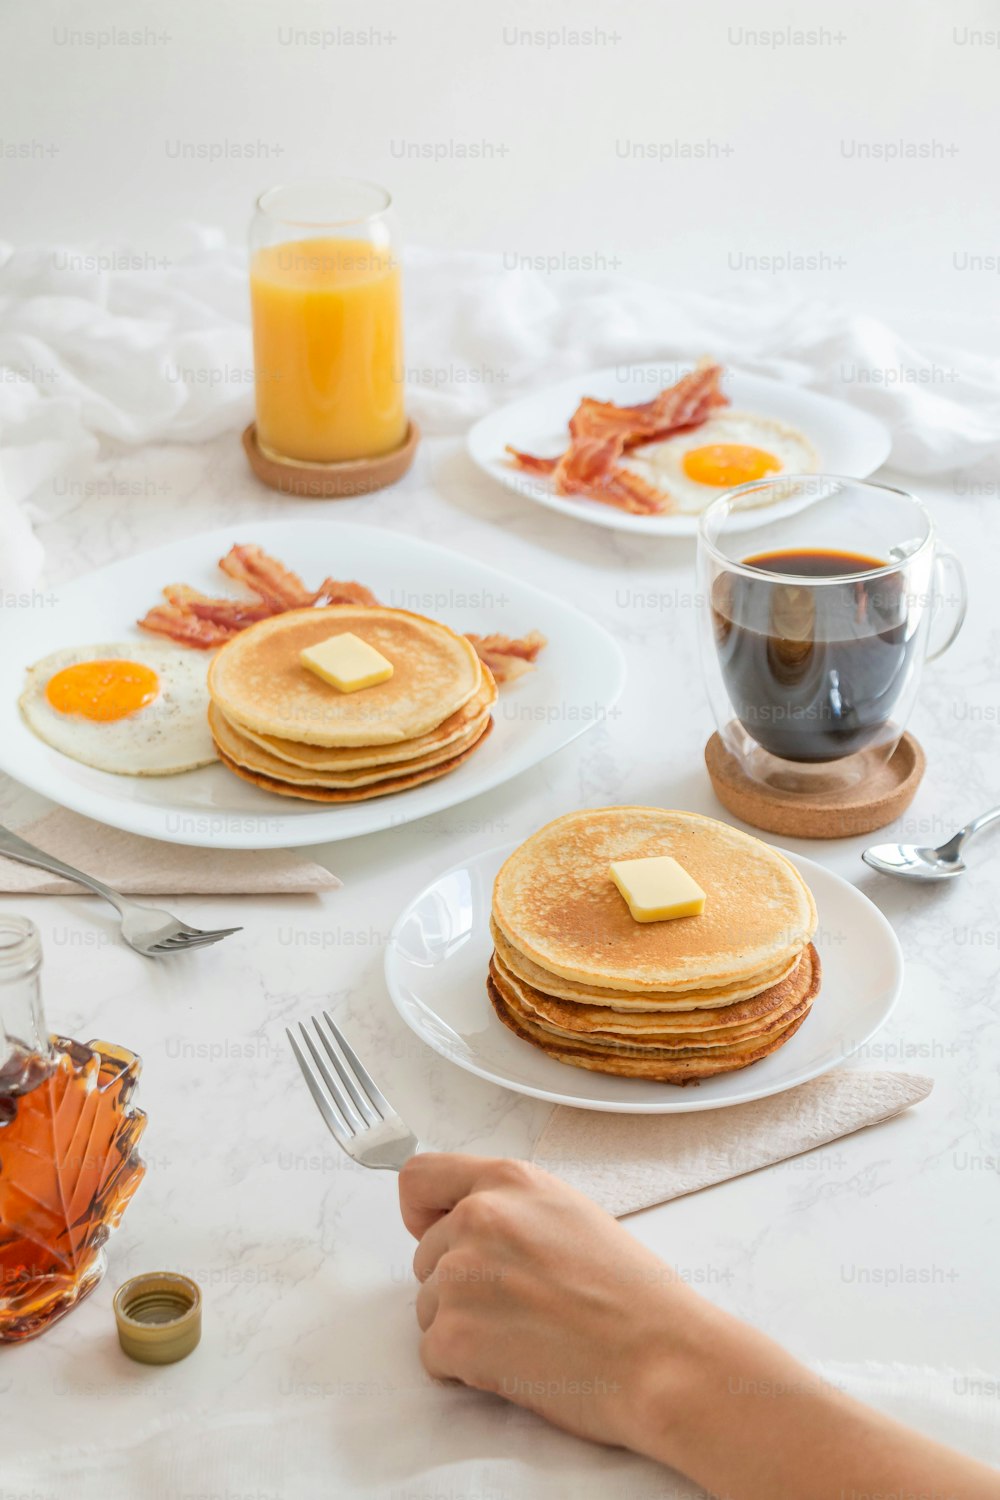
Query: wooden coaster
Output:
[[704, 731, 926, 839], [242, 421, 419, 498]]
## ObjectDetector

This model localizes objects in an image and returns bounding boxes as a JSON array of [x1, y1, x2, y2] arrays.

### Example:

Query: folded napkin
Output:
[[532, 1069, 932, 1217], [0, 808, 339, 895], [3, 234, 1000, 589]]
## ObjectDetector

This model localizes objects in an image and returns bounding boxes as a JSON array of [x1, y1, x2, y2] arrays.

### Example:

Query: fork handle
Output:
[[0, 824, 128, 914]]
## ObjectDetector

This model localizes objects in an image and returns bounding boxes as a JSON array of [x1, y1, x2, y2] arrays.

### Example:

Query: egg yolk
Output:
[[45, 660, 160, 722], [682, 444, 782, 487]]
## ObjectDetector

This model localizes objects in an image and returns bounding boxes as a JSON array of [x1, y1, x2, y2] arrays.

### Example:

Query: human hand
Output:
[[400, 1153, 1000, 1500], [398, 1152, 706, 1449]]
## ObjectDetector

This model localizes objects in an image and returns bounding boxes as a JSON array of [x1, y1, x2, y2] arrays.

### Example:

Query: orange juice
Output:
[[250, 236, 405, 464]]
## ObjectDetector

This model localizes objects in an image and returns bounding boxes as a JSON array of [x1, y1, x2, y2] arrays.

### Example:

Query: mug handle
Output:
[[925, 543, 968, 662]]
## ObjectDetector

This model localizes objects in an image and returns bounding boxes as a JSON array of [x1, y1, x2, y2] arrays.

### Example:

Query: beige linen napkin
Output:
[[532, 1070, 932, 1217], [0, 810, 340, 895]]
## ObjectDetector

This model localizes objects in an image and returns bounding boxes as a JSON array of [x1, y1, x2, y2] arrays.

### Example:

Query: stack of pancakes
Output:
[[207, 606, 496, 801], [489, 807, 820, 1084]]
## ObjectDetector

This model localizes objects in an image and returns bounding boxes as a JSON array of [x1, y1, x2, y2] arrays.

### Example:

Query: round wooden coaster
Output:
[[704, 731, 926, 839], [242, 420, 419, 498]]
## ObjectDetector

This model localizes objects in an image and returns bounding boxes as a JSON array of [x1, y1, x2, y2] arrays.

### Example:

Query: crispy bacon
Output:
[[164, 585, 276, 628], [603, 468, 675, 515], [506, 360, 728, 516], [138, 547, 545, 683], [465, 630, 547, 684], [554, 433, 623, 489], [547, 435, 671, 515], [504, 447, 559, 476], [509, 433, 673, 515], [314, 579, 381, 607], [466, 630, 546, 662], [138, 603, 237, 649], [218, 544, 317, 609], [568, 360, 728, 447]]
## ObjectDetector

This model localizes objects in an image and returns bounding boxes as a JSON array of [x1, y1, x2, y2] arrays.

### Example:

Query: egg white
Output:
[[625, 411, 820, 514], [19, 643, 217, 776]]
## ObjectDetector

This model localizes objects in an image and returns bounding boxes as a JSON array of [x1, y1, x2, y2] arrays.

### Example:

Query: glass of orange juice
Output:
[[249, 179, 407, 466]]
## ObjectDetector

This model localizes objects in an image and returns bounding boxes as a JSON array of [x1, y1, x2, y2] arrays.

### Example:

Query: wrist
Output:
[[624, 1288, 848, 1494], [618, 1281, 731, 1469]]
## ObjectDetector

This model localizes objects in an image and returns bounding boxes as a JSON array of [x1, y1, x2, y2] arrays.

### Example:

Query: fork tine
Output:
[[313, 1017, 380, 1127], [287, 1027, 356, 1153], [152, 934, 216, 949], [172, 927, 243, 941], [149, 934, 230, 953], [300, 1022, 366, 1134], [322, 1011, 392, 1117], [153, 928, 242, 949]]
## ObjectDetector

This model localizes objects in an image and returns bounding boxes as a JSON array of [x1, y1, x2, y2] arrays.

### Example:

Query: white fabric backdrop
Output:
[[3, 231, 1000, 588]]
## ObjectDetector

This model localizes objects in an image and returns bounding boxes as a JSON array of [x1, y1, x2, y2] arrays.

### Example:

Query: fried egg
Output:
[[625, 412, 819, 513], [20, 644, 217, 775]]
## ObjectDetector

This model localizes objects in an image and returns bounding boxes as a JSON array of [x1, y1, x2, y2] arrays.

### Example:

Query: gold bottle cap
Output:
[[114, 1272, 202, 1365]]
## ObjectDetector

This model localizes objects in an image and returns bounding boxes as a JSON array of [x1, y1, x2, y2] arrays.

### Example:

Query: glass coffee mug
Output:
[[697, 475, 967, 794]]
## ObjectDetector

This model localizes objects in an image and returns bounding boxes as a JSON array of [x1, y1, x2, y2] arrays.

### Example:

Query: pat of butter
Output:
[[300, 632, 393, 693], [609, 855, 706, 923]]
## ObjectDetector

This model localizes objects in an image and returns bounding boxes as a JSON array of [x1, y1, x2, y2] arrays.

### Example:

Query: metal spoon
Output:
[[862, 805, 1000, 882]]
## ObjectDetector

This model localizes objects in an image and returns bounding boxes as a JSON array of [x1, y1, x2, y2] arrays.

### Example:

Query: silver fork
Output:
[[288, 1009, 418, 1171], [0, 824, 242, 958]]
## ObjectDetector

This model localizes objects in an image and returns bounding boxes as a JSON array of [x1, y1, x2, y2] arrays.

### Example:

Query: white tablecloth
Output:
[[1, 244, 997, 1495]]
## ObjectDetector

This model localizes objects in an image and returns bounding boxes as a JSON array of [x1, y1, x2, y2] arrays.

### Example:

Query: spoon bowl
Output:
[[862, 844, 967, 881], [862, 804, 1000, 882]]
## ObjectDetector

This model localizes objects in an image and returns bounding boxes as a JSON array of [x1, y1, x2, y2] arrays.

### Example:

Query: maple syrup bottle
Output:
[[0, 916, 146, 1342]]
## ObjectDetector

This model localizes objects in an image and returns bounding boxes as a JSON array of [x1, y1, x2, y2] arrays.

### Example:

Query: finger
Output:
[[415, 1278, 439, 1332], [412, 1213, 453, 1284], [398, 1152, 503, 1240], [419, 1322, 462, 1383]]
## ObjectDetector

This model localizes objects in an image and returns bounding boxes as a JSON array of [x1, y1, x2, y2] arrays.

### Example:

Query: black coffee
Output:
[[711, 547, 917, 762]]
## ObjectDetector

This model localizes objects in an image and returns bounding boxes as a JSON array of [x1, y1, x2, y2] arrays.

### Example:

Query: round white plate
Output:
[[385, 842, 903, 1113], [468, 363, 892, 537], [0, 522, 624, 849]]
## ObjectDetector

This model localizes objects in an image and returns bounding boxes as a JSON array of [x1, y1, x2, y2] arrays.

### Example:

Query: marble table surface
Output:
[[2, 430, 998, 1497]]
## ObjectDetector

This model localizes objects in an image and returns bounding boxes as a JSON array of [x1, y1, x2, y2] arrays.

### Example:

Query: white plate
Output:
[[385, 843, 903, 1113], [0, 522, 624, 849], [468, 363, 892, 537]]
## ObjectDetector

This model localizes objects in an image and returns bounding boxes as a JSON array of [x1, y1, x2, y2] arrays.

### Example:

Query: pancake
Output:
[[487, 970, 816, 1083], [490, 921, 799, 1009], [228, 667, 498, 771], [492, 808, 816, 993], [215, 717, 492, 802], [209, 701, 490, 788], [492, 957, 814, 1053], [208, 606, 482, 747], [492, 945, 820, 1041]]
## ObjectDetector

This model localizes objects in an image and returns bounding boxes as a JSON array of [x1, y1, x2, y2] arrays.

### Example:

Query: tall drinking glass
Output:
[[249, 179, 406, 465]]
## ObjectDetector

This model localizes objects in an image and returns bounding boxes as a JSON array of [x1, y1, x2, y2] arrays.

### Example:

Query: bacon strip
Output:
[[549, 434, 672, 515], [465, 630, 547, 684], [504, 448, 559, 476], [574, 465, 674, 517], [164, 585, 276, 628], [506, 360, 728, 516], [314, 579, 381, 607], [568, 361, 729, 447], [138, 548, 545, 683], [218, 544, 316, 609], [139, 604, 237, 649]]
